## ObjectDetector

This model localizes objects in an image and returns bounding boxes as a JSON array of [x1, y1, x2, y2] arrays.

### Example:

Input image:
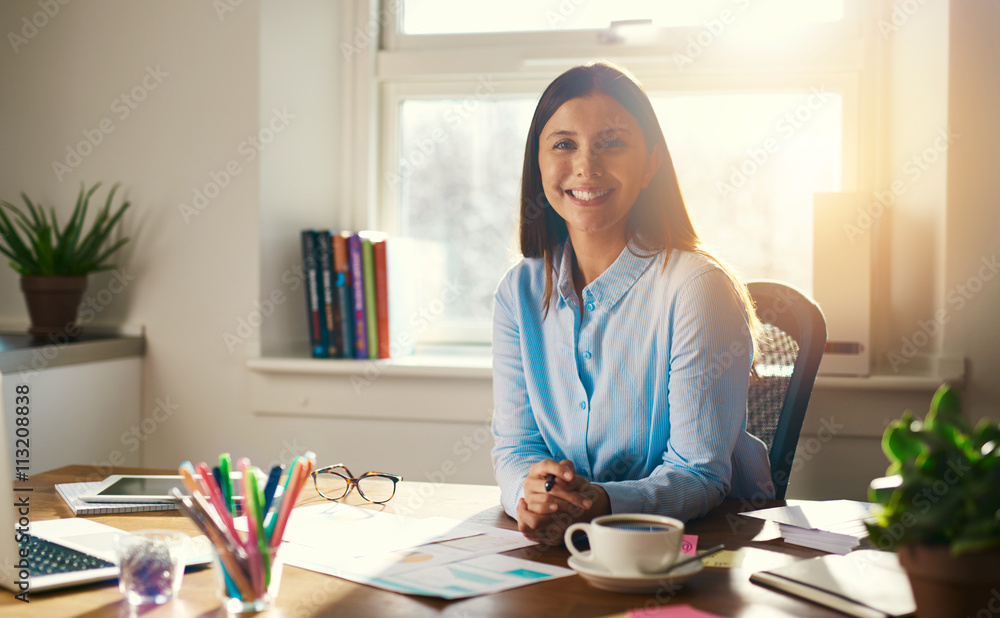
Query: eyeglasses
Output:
[[311, 464, 403, 504]]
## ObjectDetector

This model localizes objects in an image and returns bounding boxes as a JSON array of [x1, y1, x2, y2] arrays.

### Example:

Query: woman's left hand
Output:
[[516, 460, 611, 544]]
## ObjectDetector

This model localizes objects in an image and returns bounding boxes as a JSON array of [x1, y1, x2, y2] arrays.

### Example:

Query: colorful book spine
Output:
[[331, 232, 353, 359], [348, 234, 368, 359], [317, 230, 336, 358], [301, 230, 324, 358], [362, 238, 379, 360], [373, 239, 390, 359]]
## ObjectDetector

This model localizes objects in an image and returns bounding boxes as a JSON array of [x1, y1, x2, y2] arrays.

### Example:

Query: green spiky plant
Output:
[[866, 384, 1000, 555], [0, 182, 130, 276]]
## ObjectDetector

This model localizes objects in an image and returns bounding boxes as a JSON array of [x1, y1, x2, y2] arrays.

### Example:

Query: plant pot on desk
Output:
[[898, 544, 1000, 618], [20, 275, 87, 340]]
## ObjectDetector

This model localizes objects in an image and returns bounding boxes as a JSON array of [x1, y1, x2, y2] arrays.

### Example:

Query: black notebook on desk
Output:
[[750, 550, 916, 618]]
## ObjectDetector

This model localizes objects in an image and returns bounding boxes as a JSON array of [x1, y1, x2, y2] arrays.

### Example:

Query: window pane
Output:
[[396, 98, 536, 329], [652, 92, 843, 295], [395, 91, 841, 339], [401, 0, 843, 35]]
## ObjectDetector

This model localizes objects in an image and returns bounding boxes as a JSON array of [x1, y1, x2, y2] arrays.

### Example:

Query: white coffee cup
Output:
[[564, 514, 684, 576]]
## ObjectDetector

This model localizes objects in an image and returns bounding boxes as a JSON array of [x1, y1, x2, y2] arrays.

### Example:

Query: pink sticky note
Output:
[[681, 534, 698, 556], [629, 604, 725, 618]]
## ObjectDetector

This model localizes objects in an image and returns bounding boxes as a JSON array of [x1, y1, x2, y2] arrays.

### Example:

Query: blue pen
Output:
[[544, 474, 556, 492], [261, 465, 283, 515]]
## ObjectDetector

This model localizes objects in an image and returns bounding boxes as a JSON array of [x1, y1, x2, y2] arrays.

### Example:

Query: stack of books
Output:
[[301, 230, 436, 359]]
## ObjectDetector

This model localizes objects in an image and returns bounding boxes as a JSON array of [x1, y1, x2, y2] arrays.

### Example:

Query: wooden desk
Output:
[[1, 466, 844, 617]]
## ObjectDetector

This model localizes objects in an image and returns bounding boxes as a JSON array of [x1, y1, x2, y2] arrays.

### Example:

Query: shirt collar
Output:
[[555, 237, 660, 309]]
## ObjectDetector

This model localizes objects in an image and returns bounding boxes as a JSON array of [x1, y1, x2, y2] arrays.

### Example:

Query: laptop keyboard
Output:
[[22, 535, 114, 576]]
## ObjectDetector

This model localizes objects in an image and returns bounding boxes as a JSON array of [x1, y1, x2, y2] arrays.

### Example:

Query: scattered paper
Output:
[[235, 502, 478, 558], [739, 500, 871, 529], [627, 605, 726, 617], [700, 550, 743, 568], [301, 552, 573, 599], [681, 534, 698, 555]]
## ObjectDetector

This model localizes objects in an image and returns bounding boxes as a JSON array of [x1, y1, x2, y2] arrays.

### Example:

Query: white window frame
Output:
[[342, 0, 879, 351]]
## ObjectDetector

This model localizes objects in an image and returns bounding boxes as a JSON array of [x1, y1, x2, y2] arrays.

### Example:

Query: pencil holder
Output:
[[212, 547, 283, 614]]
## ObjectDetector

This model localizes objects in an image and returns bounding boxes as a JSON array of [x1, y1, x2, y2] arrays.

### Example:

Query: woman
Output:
[[491, 61, 774, 543]]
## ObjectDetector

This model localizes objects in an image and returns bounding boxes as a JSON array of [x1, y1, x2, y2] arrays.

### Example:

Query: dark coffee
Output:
[[601, 520, 677, 533]]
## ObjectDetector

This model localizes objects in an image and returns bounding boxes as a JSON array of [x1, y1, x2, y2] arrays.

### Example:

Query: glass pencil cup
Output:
[[114, 530, 188, 606], [212, 547, 283, 614]]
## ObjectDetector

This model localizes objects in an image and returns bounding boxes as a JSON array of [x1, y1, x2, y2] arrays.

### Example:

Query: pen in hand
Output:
[[544, 474, 556, 492]]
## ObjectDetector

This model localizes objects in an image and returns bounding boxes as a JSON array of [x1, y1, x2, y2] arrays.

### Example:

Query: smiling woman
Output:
[[491, 62, 774, 543]]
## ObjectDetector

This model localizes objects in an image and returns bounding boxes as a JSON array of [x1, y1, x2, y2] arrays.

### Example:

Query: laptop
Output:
[[0, 371, 209, 596], [0, 370, 128, 595]]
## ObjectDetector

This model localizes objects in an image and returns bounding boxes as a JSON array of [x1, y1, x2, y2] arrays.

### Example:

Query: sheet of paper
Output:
[[681, 534, 697, 555], [628, 604, 726, 617], [280, 524, 535, 579], [738, 500, 872, 530], [236, 502, 478, 558], [700, 550, 743, 568], [342, 553, 574, 599]]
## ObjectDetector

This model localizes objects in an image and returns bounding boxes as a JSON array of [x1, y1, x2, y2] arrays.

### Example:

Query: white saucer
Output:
[[567, 554, 705, 594]]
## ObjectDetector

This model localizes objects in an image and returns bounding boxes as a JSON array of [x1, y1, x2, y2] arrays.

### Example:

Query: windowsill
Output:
[[248, 344, 963, 389], [247, 343, 493, 380]]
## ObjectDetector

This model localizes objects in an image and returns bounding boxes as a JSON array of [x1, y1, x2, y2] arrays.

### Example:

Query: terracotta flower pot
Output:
[[898, 544, 1000, 618], [19, 275, 88, 340]]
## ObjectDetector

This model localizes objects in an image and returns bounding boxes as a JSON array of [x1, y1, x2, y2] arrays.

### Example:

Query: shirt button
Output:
[[579, 401, 587, 410], [583, 351, 592, 360], [586, 302, 595, 311]]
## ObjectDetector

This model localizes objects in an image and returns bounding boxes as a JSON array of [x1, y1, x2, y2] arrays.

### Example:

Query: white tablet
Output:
[[79, 475, 189, 503]]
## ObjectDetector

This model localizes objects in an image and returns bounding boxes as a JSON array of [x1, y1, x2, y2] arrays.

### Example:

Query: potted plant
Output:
[[0, 182, 130, 340], [866, 383, 1000, 618]]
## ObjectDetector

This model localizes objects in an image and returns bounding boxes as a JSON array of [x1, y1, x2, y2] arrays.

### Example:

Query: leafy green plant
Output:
[[0, 182, 130, 276], [866, 384, 1000, 555]]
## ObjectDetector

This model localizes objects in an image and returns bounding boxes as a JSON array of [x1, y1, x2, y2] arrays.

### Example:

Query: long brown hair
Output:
[[518, 60, 761, 358]]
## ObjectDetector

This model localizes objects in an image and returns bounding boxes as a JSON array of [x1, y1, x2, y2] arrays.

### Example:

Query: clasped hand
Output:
[[516, 459, 610, 544]]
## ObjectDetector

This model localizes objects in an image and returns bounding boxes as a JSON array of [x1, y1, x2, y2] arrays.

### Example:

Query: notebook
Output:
[[750, 550, 916, 618], [55, 481, 177, 516]]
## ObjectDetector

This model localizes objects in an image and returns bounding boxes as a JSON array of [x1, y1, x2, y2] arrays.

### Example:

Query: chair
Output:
[[746, 281, 827, 500]]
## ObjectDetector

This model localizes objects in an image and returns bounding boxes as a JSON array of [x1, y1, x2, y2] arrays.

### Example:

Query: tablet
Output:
[[80, 475, 189, 503]]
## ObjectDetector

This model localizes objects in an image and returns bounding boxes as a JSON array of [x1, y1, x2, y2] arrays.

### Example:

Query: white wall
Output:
[[0, 1, 997, 501]]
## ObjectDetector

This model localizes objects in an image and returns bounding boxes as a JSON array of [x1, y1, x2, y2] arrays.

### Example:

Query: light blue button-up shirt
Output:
[[491, 239, 773, 522]]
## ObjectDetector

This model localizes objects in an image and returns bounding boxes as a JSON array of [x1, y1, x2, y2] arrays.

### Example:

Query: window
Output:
[[357, 0, 867, 345]]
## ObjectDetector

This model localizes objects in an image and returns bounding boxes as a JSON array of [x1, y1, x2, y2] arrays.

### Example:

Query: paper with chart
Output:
[[259, 502, 566, 598]]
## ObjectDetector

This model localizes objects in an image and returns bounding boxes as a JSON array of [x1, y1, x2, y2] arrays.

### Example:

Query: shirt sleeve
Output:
[[490, 277, 554, 519], [598, 267, 753, 522]]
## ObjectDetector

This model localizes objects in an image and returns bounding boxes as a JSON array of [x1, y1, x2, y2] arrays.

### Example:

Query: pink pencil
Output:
[[267, 455, 312, 549], [194, 461, 245, 551]]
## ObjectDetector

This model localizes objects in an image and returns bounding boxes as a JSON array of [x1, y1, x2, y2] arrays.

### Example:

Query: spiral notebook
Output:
[[55, 481, 177, 515]]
